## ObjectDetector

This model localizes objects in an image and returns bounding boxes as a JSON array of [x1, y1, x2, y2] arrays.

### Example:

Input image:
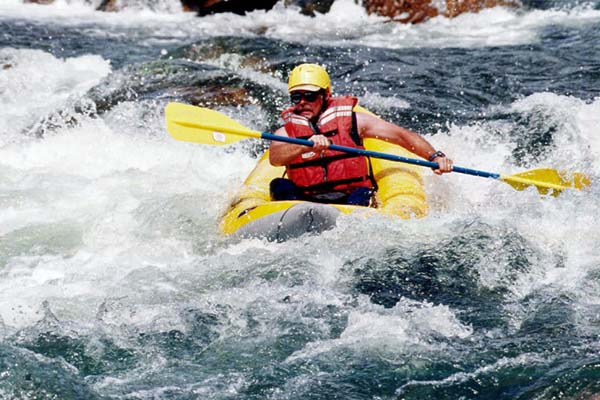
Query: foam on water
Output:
[[0, 48, 111, 144], [0, 49, 261, 329], [0, 0, 187, 22], [397, 352, 552, 395], [1, 51, 597, 332], [391, 91, 600, 336], [506, 93, 598, 170], [287, 296, 472, 362]]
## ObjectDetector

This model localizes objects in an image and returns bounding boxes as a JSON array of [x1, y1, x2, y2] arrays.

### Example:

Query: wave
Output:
[[0, 48, 111, 145]]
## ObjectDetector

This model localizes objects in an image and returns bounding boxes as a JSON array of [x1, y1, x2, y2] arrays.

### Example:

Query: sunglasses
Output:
[[290, 91, 321, 105]]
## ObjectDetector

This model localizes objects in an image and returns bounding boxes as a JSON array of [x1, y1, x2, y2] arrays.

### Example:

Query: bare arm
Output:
[[269, 126, 330, 166], [355, 112, 453, 174]]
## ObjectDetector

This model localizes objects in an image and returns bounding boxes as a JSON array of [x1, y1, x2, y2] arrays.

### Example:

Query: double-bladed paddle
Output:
[[165, 102, 590, 196]]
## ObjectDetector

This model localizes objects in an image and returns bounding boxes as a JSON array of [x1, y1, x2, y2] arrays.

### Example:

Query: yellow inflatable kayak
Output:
[[220, 138, 428, 241], [165, 103, 589, 235]]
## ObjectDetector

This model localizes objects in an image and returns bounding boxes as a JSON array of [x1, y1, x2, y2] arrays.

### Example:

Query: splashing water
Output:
[[1, 0, 600, 398]]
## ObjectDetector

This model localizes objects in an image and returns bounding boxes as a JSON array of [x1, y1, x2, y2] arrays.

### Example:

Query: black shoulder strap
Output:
[[309, 120, 320, 135], [350, 112, 361, 146]]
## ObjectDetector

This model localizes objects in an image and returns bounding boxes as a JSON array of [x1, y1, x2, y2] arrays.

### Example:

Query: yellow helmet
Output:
[[288, 63, 331, 94]]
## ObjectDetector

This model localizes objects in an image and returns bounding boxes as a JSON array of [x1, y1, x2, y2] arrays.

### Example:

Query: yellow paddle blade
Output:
[[165, 102, 261, 145], [501, 168, 591, 196]]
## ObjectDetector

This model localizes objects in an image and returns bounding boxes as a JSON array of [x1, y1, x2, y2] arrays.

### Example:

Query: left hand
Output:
[[309, 134, 330, 153], [432, 155, 453, 175]]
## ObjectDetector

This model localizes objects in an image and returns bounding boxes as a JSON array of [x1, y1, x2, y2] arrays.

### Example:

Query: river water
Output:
[[1, 0, 600, 398]]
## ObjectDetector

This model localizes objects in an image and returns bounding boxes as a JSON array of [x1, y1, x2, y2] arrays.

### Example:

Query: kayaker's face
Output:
[[290, 90, 324, 120]]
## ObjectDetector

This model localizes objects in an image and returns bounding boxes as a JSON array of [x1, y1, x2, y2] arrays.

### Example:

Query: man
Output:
[[269, 63, 453, 206]]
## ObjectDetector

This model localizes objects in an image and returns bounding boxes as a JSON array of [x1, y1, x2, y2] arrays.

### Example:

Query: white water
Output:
[[1, 5, 599, 391], [3, 0, 600, 49]]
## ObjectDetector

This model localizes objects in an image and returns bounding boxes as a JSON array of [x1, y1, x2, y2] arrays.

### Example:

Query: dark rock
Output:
[[181, 0, 279, 15], [181, 0, 335, 16], [284, 0, 336, 16], [170, 85, 252, 107], [96, 0, 119, 12]]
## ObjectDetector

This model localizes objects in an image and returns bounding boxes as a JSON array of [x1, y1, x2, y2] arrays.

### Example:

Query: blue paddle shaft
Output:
[[261, 132, 500, 180]]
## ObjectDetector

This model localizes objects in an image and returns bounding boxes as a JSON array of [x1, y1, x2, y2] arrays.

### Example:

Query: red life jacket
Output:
[[281, 96, 373, 195]]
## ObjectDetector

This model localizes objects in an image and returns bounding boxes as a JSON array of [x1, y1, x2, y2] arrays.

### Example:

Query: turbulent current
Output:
[[1, 0, 600, 398]]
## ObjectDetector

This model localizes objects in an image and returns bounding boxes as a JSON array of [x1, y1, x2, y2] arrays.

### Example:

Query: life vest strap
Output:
[[287, 152, 364, 170], [298, 176, 373, 194]]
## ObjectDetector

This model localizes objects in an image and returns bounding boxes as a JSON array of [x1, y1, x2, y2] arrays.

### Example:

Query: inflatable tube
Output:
[[234, 202, 341, 242]]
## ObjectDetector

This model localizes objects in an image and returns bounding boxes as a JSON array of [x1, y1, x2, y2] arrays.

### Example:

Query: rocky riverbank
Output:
[[24, 0, 521, 23]]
